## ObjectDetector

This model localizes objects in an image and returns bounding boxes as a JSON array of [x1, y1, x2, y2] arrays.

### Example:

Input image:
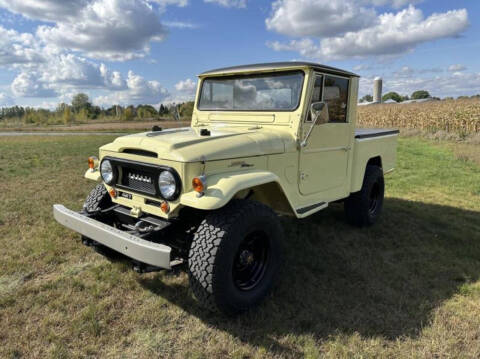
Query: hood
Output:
[[101, 127, 292, 162]]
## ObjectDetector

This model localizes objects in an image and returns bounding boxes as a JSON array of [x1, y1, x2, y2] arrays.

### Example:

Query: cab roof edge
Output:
[[199, 62, 359, 78]]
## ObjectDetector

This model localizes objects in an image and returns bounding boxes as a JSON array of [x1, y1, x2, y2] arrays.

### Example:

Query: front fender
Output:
[[180, 170, 280, 210], [84, 169, 101, 181]]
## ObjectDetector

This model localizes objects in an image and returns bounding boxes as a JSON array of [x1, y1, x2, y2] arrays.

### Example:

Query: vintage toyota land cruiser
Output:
[[54, 62, 398, 315]]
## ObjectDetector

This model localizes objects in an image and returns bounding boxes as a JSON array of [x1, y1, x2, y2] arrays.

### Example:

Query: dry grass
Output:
[[0, 120, 190, 132], [0, 135, 479, 358], [358, 98, 480, 135]]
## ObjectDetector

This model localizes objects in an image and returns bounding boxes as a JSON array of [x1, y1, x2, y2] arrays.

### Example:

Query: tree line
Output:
[[359, 90, 480, 103], [0, 93, 194, 125]]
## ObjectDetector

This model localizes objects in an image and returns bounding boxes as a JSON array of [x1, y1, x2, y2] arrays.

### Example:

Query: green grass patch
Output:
[[0, 136, 479, 358]]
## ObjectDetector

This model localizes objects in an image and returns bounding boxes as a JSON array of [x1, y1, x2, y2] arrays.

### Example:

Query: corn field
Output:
[[357, 99, 480, 134]]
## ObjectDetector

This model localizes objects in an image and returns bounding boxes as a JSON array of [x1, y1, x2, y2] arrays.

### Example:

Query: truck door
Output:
[[299, 73, 352, 196]]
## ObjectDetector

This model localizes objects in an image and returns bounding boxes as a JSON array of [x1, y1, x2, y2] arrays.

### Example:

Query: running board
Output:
[[296, 202, 328, 215]]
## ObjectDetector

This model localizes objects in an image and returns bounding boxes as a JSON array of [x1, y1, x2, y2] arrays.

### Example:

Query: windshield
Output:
[[198, 71, 304, 111]]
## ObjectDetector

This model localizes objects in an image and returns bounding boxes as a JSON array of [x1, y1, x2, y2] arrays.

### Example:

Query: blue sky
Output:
[[0, 0, 478, 108]]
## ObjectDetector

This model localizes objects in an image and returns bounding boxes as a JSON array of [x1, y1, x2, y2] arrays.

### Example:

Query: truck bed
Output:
[[350, 128, 399, 192], [355, 128, 399, 139]]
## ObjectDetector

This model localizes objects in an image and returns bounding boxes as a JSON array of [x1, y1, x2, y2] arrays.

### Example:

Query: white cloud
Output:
[[152, 0, 189, 7], [0, 26, 45, 66], [353, 64, 372, 71], [368, 0, 424, 9], [0, 92, 14, 106], [168, 78, 197, 103], [11, 72, 57, 97], [321, 7, 469, 59], [268, 5, 469, 61], [9, 52, 131, 99], [266, 0, 377, 38], [33, 0, 167, 61], [0, 0, 89, 22], [448, 64, 466, 72], [163, 21, 198, 29], [204, 0, 247, 8], [267, 38, 319, 58], [395, 66, 415, 77], [175, 78, 197, 93], [95, 71, 169, 106]]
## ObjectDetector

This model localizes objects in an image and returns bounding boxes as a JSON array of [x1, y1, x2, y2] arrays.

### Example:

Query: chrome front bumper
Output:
[[53, 204, 172, 269]]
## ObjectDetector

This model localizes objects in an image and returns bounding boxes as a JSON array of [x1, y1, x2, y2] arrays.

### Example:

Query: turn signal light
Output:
[[160, 201, 170, 214], [88, 156, 99, 170], [192, 176, 206, 193], [109, 188, 117, 198]]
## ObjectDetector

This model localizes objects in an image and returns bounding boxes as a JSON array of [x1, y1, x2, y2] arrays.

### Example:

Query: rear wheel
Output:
[[344, 165, 384, 227], [188, 200, 283, 315]]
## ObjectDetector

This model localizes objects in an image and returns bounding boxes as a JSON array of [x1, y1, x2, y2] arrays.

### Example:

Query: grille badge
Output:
[[128, 173, 152, 183]]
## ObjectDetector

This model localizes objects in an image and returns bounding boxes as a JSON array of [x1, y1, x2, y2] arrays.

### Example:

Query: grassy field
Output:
[[0, 120, 190, 133], [1, 135, 479, 358]]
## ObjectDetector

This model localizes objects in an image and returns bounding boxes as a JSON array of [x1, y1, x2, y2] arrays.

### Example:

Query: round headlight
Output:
[[158, 171, 176, 200], [100, 160, 115, 184]]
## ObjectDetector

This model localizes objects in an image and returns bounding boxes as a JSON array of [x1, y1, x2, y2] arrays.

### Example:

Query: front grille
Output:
[[120, 167, 156, 195], [104, 156, 181, 200]]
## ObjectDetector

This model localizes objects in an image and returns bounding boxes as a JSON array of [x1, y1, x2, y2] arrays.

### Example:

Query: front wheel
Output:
[[188, 200, 283, 315], [344, 165, 385, 227]]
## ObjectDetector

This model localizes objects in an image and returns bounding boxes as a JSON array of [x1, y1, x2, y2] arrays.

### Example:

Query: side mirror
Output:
[[310, 101, 329, 125], [301, 102, 329, 147]]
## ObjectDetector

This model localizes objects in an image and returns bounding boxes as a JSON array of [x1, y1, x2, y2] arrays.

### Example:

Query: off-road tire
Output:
[[83, 184, 112, 215], [188, 200, 283, 315], [82, 184, 118, 258], [344, 165, 384, 227]]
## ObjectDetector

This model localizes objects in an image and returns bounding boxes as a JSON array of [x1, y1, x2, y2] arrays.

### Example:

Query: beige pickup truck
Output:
[[54, 62, 398, 315]]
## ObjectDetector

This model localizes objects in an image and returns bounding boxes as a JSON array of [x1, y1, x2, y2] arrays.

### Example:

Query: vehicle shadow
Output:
[[138, 198, 480, 357]]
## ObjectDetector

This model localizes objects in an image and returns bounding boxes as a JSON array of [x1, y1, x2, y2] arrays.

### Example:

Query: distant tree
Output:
[[90, 105, 102, 119], [170, 103, 180, 121], [123, 106, 134, 121], [401, 95, 410, 102], [382, 92, 402, 103], [443, 97, 454, 101], [457, 96, 470, 100], [411, 90, 430, 100], [106, 105, 122, 117], [72, 93, 91, 113], [158, 104, 169, 116], [77, 107, 89, 122], [178, 101, 194, 119], [63, 106, 72, 125], [360, 94, 373, 103], [137, 104, 158, 119]]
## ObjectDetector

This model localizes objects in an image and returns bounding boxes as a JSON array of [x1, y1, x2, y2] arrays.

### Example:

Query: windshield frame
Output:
[[197, 70, 306, 112]]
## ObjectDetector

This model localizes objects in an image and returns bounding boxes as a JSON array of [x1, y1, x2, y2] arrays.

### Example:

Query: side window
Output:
[[324, 75, 349, 123], [306, 75, 323, 122]]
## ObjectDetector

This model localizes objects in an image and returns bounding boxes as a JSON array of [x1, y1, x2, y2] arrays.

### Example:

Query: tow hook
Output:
[[81, 236, 95, 247], [132, 261, 163, 273]]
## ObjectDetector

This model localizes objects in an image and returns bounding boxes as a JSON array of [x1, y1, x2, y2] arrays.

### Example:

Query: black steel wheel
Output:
[[344, 165, 385, 227], [188, 200, 283, 315], [233, 231, 270, 291]]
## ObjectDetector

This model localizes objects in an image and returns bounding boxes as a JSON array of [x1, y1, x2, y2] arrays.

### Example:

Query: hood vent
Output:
[[122, 149, 157, 158]]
